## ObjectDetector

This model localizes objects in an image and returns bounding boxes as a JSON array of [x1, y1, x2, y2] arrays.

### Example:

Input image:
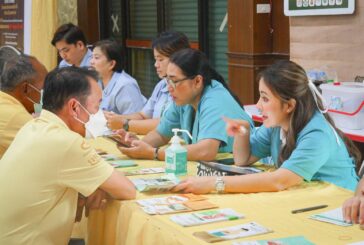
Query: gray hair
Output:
[[0, 54, 37, 92], [0, 45, 22, 75]]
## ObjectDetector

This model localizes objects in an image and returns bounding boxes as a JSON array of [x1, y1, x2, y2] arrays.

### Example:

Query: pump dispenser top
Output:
[[165, 129, 192, 176], [171, 128, 192, 144]]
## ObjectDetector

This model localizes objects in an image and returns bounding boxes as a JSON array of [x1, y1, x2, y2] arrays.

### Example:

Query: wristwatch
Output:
[[215, 176, 225, 194], [123, 119, 130, 131]]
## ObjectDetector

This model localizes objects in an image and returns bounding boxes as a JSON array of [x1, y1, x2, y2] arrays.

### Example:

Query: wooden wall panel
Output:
[[227, 0, 289, 105], [77, 0, 100, 45], [290, 2, 364, 81]]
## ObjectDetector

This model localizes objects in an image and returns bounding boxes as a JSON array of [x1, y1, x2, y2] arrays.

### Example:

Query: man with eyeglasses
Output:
[[0, 52, 47, 158], [51, 23, 92, 68]]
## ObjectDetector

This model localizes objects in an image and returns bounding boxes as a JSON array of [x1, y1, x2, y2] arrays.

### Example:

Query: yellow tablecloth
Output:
[[84, 138, 363, 245]]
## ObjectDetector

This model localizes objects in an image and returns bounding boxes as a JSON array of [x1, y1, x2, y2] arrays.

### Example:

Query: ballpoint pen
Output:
[[291, 205, 328, 214]]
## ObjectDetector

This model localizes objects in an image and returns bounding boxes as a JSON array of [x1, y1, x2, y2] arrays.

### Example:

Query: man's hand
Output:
[[85, 189, 109, 210], [75, 194, 86, 222]]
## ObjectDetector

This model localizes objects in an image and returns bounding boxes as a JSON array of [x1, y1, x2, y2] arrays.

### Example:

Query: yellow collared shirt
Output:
[[0, 110, 113, 245], [0, 91, 32, 158]]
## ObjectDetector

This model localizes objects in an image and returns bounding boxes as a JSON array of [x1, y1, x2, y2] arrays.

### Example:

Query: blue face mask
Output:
[[33, 89, 43, 114], [25, 83, 43, 114]]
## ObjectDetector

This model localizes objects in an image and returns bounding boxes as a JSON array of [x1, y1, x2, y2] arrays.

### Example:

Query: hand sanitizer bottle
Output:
[[165, 128, 192, 176]]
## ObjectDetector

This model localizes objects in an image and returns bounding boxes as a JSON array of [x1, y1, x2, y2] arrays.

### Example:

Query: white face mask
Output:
[[74, 103, 110, 139]]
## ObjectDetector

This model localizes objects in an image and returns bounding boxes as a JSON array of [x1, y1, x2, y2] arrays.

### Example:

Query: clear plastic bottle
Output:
[[165, 129, 192, 176]]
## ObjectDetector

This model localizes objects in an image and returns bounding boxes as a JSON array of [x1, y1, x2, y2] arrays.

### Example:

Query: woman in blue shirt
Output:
[[104, 31, 190, 135], [173, 60, 360, 194], [91, 40, 146, 114], [118, 48, 253, 161]]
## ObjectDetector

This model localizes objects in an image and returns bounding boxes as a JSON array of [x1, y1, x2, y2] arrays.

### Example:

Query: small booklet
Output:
[[137, 193, 206, 206], [170, 208, 244, 227], [124, 167, 165, 176], [197, 161, 263, 176], [137, 194, 217, 215], [232, 235, 314, 245], [310, 207, 352, 227], [100, 154, 137, 168], [131, 174, 180, 192], [193, 222, 272, 243]]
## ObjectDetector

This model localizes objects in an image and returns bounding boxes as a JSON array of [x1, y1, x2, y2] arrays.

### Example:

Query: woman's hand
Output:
[[104, 111, 125, 130], [114, 129, 139, 146], [223, 117, 250, 137], [343, 195, 364, 225], [172, 176, 215, 194], [118, 140, 154, 159]]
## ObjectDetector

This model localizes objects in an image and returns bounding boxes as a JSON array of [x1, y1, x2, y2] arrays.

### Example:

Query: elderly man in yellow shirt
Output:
[[0, 67, 136, 245], [0, 52, 47, 158]]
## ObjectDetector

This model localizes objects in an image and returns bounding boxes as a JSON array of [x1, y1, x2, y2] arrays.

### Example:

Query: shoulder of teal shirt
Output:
[[208, 80, 254, 128]]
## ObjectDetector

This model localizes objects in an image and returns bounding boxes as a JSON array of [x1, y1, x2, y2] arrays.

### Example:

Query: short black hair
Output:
[[93, 39, 124, 72], [51, 23, 87, 46], [42, 67, 98, 113]]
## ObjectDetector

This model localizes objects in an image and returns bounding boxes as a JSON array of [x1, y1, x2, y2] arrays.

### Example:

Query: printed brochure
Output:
[[170, 208, 244, 227]]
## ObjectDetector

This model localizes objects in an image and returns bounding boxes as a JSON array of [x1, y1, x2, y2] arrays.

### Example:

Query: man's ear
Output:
[[76, 41, 85, 50], [67, 98, 80, 117]]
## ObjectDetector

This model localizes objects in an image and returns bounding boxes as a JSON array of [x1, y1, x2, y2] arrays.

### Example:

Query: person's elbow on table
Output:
[[100, 171, 136, 200]]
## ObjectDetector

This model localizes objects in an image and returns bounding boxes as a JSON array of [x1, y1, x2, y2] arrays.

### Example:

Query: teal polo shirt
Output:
[[157, 80, 253, 153], [250, 111, 359, 191]]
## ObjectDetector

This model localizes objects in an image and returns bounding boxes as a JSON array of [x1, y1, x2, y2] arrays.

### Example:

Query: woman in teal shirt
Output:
[[173, 60, 360, 194], [117, 48, 253, 161]]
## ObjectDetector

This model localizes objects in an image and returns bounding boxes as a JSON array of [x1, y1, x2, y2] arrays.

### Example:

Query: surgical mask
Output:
[[73, 102, 110, 139], [25, 83, 43, 114]]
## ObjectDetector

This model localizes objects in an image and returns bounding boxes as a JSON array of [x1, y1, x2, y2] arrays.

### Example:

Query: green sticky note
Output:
[[109, 160, 137, 168]]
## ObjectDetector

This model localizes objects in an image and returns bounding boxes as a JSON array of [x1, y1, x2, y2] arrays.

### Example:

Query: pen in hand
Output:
[[291, 205, 328, 214]]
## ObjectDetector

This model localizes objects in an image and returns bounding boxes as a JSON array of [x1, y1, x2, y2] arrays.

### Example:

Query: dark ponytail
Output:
[[169, 48, 242, 106]]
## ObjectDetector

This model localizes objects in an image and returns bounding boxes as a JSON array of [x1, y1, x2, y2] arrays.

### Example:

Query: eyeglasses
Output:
[[166, 76, 195, 89]]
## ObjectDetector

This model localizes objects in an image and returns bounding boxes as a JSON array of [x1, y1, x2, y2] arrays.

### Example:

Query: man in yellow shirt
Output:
[[0, 67, 136, 244], [0, 53, 47, 158]]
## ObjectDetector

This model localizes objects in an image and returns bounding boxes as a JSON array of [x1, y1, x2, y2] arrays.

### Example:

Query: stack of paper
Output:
[[194, 222, 272, 243], [124, 167, 165, 176], [170, 208, 244, 227], [310, 207, 352, 226], [137, 194, 217, 215], [100, 154, 137, 168], [132, 174, 180, 192]]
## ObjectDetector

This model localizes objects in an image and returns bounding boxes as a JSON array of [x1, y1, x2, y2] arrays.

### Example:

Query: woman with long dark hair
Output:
[[173, 60, 360, 194], [117, 48, 253, 161]]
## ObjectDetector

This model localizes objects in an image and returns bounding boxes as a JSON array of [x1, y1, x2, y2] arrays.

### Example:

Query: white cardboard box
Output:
[[320, 82, 364, 130]]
